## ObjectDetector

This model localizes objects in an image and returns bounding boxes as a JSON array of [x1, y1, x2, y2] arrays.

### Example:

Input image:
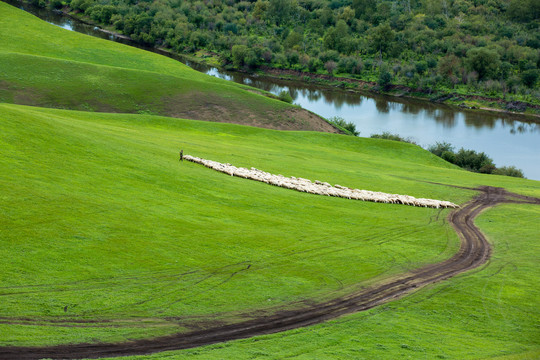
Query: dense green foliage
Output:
[[370, 131, 416, 144], [428, 142, 525, 177], [36, 0, 540, 102], [327, 115, 360, 135]]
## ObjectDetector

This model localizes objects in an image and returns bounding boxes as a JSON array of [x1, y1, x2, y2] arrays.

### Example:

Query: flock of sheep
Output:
[[184, 155, 459, 209]]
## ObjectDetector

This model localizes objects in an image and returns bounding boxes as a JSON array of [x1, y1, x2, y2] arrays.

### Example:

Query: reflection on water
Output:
[[4, 0, 540, 180], [187, 62, 540, 179]]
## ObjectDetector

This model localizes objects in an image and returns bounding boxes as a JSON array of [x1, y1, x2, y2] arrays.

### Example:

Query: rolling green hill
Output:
[[0, 1, 538, 359], [0, 103, 538, 359], [0, 2, 335, 132]]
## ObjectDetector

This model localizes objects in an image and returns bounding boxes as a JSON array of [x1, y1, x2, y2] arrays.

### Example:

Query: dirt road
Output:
[[2, 186, 538, 359]]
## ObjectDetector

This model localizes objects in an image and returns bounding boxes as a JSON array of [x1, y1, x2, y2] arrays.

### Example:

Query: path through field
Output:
[[2, 187, 539, 360]]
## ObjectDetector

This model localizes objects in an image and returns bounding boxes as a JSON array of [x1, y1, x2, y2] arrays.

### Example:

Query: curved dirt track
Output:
[[2, 186, 539, 360]]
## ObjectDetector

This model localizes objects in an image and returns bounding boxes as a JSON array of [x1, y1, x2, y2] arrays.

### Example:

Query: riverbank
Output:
[[149, 49, 540, 122], [255, 67, 540, 120]]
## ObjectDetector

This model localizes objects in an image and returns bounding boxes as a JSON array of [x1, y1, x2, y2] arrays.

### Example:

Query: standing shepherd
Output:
[[179, 149, 183, 162]]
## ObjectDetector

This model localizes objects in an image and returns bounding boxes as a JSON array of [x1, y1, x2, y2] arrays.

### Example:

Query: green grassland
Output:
[[1, 1, 539, 358], [0, 2, 332, 131], [111, 204, 540, 360], [0, 103, 539, 360]]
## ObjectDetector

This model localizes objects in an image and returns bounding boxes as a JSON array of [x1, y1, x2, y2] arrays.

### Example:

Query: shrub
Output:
[[428, 142, 454, 157], [370, 132, 416, 144], [493, 166, 525, 178], [328, 116, 360, 136], [308, 58, 323, 72], [521, 69, 539, 88], [277, 90, 293, 103], [377, 69, 392, 89], [428, 143, 525, 178], [454, 148, 495, 172], [325, 60, 337, 75], [441, 151, 456, 164]]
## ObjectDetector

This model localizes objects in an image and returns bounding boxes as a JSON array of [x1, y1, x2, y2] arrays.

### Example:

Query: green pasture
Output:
[[113, 204, 540, 360], [0, 2, 313, 129], [0, 103, 538, 359], [0, 2, 222, 78], [0, 1, 538, 358]]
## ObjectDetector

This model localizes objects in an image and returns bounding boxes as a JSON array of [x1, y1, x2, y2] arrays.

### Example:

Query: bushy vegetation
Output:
[[34, 0, 540, 102], [278, 90, 294, 103], [327, 116, 360, 136], [370, 131, 416, 144], [493, 165, 525, 178], [428, 142, 525, 177]]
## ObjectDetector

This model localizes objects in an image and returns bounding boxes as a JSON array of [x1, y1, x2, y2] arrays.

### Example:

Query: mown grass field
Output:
[[0, 2, 333, 132], [0, 103, 539, 359]]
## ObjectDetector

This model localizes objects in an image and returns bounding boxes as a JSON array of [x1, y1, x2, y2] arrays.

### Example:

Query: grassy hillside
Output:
[[0, 2, 335, 132], [113, 204, 540, 360], [0, 103, 538, 360]]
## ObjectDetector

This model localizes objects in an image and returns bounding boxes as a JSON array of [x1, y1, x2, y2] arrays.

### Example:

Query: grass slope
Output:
[[0, 2, 334, 132], [122, 204, 540, 360], [0, 103, 538, 360]]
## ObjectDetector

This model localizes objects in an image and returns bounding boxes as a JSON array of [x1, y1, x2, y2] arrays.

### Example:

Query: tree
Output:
[[352, 0, 377, 21], [507, 0, 540, 22], [428, 142, 454, 157], [466, 48, 501, 80], [308, 57, 323, 72], [267, 0, 297, 25], [325, 60, 337, 75], [232, 44, 249, 67], [437, 55, 462, 86], [328, 116, 359, 136], [323, 20, 350, 52], [378, 67, 392, 89], [252, 0, 268, 20], [493, 166, 525, 178], [521, 69, 539, 88], [454, 148, 494, 173], [339, 6, 356, 25], [284, 31, 302, 49], [370, 23, 395, 59]]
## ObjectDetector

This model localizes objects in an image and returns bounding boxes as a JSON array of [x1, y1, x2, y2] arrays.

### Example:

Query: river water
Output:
[[5, 0, 540, 180]]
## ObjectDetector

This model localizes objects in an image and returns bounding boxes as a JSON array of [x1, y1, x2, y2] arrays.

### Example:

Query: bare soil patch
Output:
[[161, 92, 339, 132], [2, 187, 538, 360]]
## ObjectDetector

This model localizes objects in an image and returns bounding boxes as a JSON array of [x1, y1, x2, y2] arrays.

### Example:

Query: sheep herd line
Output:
[[184, 155, 459, 209]]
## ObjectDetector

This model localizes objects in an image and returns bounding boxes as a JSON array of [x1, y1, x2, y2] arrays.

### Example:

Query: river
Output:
[[5, 0, 540, 180]]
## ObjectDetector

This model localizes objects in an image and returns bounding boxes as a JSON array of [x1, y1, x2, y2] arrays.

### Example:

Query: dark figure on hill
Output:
[[179, 149, 183, 162]]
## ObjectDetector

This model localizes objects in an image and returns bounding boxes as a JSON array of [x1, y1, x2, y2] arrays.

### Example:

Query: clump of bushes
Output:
[[492, 166, 525, 178], [427, 142, 525, 178], [277, 90, 293, 103], [370, 132, 417, 145], [327, 116, 359, 136]]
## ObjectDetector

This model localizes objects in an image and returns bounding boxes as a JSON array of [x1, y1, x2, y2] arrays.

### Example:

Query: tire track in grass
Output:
[[2, 187, 539, 359]]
